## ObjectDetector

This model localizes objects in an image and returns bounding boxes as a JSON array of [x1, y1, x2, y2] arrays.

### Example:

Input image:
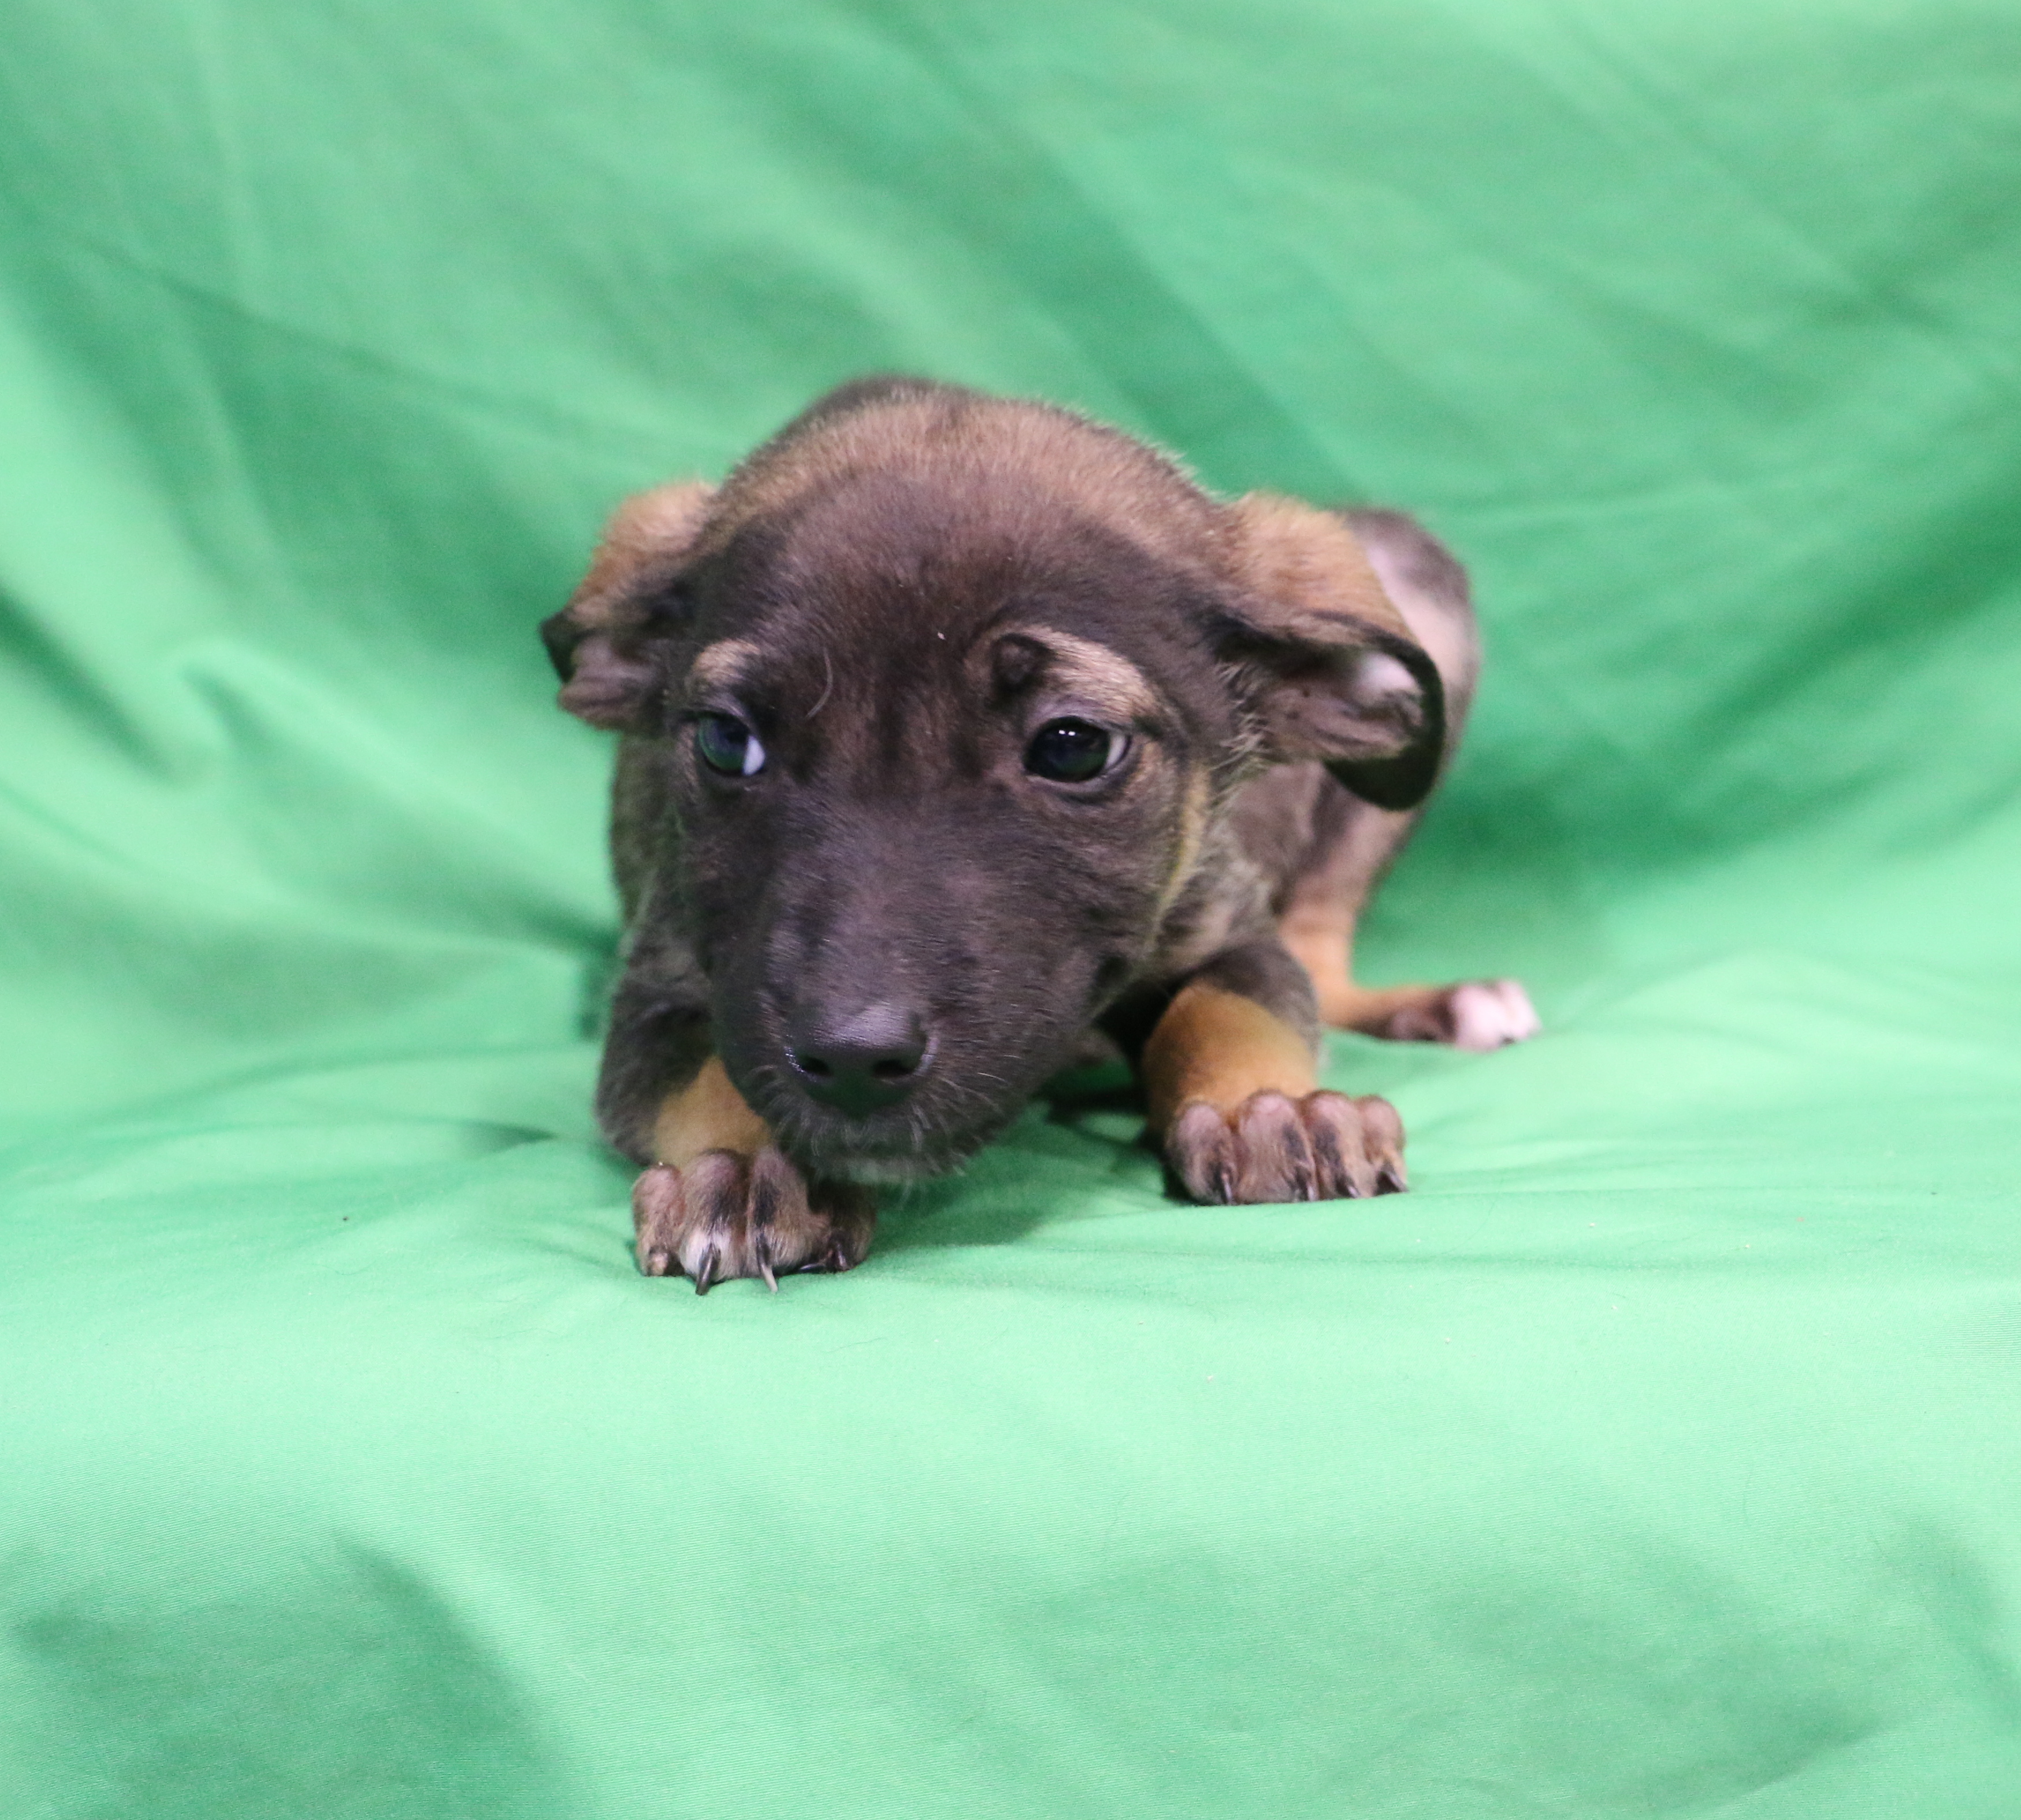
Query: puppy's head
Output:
[[544, 383, 1444, 1181]]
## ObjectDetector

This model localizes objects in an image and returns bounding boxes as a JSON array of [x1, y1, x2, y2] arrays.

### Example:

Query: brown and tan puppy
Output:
[[541, 377, 1537, 1290]]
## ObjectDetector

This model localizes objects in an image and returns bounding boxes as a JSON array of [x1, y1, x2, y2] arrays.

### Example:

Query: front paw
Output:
[[632, 1148, 875, 1292], [1167, 1090, 1406, 1204]]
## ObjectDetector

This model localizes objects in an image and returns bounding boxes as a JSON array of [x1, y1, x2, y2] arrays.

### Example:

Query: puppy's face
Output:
[[659, 478, 1236, 1182], [544, 387, 1446, 1184]]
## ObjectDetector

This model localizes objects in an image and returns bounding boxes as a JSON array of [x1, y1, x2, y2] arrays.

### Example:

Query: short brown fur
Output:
[[542, 378, 1535, 1290]]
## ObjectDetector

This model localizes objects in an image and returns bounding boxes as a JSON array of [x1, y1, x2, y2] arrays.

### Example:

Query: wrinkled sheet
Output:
[[3, 2, 2020, 1814]]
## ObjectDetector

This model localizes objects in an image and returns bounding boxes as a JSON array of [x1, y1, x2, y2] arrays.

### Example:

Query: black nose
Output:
[[787, 1004, 931, 1116]]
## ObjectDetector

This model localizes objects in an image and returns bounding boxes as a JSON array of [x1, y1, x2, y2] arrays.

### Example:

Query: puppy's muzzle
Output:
[[785, 1002, 932, 1119]]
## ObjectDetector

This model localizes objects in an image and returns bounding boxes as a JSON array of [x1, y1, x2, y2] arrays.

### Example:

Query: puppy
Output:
[[541, 377, 1537, 1290]]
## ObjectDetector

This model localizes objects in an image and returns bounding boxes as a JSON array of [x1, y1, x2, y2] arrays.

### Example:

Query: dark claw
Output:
[[755, 1233, 779, 1292], [1306, 1123, 1343, 1198], [691, 1242, 719, 1295]]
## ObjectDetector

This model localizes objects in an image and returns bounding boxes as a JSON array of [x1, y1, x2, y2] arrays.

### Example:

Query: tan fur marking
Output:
[[1277, 800, 1397, 1008], [569, 481, 716, 629], [686, 638, 764, 698], [1303, 974, 1459, 1035], [1280, 918, 1355, 1013], [696, 394, 1219, 574], [1141, 982, 1320, 1136], [1150, 768, 1214, 929], [1224, 493, 1411, 643], [1009, 623, 1208, 935], [1274, 797, 1452, 1031], [1281, 893, 1492, 1036], [650, 1058, 771, 1169], [1023, 627, 1164, 725]]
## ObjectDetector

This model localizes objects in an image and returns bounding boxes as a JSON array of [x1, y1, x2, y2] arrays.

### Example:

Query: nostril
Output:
[[786, 1003, 931, 1111]]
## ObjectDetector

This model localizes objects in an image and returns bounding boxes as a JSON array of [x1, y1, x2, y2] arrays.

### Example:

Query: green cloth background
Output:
[[3, 2, 2019, 1814]]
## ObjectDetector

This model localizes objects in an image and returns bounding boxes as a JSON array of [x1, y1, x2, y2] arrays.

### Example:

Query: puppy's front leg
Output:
[[632, 1059, 874, 1292], [1142, 946, 1407, 1205]]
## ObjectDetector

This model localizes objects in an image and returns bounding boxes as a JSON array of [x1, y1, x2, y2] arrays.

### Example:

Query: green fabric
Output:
[[3, 0, 2019, 1812]]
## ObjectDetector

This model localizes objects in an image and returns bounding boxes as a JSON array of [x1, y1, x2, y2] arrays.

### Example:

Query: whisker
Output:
[[806, 648, 835, 719]]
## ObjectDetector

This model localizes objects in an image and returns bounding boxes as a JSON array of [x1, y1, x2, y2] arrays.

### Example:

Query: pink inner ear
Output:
[[558, 633, 660, 731], [1351, 651, 1418, 701], [1262, 647, 1425, 764]]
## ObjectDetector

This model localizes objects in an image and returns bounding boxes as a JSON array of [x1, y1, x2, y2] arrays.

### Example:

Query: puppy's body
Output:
[[543, 378, 1535, 1288]]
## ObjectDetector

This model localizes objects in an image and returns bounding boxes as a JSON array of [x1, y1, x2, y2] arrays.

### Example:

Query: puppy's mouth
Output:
[[720, 1015, 1053, 1184], [749, 1079, 1015, 1186], [718, 975, 1112, 1186]]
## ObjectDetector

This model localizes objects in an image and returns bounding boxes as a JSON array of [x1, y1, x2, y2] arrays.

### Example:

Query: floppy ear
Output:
[[1217, 493, 1446, 811], [540, 481, 716, 731]]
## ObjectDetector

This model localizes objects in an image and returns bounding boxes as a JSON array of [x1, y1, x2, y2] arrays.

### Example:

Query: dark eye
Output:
[[1024, 718, 1119, 783], [695, 713, 765, 777]]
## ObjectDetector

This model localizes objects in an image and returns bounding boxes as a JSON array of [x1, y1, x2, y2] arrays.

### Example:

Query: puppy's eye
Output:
[[696, 714, 765, 777], [1024, 718, 1120, 783]]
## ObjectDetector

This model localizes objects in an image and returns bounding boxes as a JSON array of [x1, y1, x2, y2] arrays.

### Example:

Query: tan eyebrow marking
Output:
[[1006, 628, 1164, 725], [685, 638, 763, 699]]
